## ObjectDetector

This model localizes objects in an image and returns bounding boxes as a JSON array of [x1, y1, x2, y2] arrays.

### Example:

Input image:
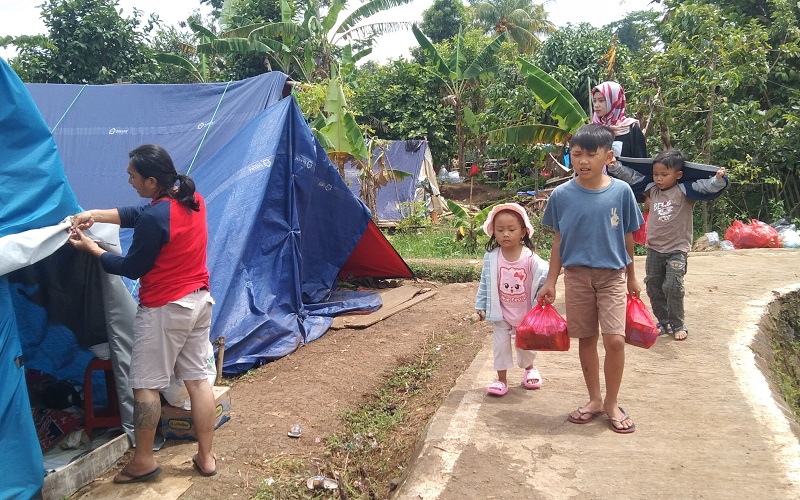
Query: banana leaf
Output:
[[412, 24, 452, 81], [518, 58, 587, 133], [462, 35, 504, 81]]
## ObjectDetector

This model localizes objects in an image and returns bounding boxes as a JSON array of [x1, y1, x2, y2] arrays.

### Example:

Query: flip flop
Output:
[[523, 367, 543, 389], [609, 407, 636, 434], [113, 466, 162, 484], [486, 381, 508, 396], [192, 453, 217, 477], [567, 406, 604, 424]]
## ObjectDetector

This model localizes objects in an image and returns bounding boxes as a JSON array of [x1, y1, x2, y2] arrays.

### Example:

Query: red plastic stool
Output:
[[83, 357, 121, 440]]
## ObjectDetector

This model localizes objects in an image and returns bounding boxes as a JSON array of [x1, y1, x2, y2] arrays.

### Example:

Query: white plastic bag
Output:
[[161, 342, 217, 409], [779, 228, 800, 248]]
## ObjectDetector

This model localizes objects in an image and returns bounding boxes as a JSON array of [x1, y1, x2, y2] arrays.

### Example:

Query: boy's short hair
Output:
[[569, 124, 615, 152], [653, 148, 686, 171]]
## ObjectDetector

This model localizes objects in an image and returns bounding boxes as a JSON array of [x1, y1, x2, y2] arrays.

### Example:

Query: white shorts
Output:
[[129, 289, 215, 390]]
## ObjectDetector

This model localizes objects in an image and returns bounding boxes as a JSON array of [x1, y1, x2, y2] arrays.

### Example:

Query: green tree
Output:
[[636, 0, 800, 223], [604, 10, 661, 55], [287, 0, 415, 81], [10, 0, 155, 83], [420, 0, 470, 43], [153, 17, 288, 82], [469, 0, 554, 54], [350, 58, 456, 166], [412, 24, 505, 174], [533, 23, 631, 114]]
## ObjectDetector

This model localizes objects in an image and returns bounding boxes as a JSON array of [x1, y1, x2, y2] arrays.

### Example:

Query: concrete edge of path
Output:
[[731, 282, 800, 484]]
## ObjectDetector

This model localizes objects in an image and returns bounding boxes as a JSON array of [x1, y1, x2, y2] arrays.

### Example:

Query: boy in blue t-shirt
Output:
[[538, 124, 644, 434]]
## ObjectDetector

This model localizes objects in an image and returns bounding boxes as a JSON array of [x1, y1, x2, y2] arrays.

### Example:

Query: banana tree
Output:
[[446, 200, 498, 253], [412, 24, 504, 175], [154, 17, 297, 82], [488, 57, 587, 145]]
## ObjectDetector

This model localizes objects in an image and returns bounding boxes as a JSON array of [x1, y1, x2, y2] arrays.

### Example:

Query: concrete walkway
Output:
[[396, 249, 800, 499]]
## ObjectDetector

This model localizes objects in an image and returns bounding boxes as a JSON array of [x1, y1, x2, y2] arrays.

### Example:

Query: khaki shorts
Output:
[[564, 266, 627, 338], [130, 289, 215, 390]]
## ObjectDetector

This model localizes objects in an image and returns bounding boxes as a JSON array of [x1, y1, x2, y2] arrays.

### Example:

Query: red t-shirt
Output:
[[100, 193, 209, 308]]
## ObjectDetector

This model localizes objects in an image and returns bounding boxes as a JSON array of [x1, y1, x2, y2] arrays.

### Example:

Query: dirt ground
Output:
[[76, 280, 486, 499], [439, 182, 506, 206]]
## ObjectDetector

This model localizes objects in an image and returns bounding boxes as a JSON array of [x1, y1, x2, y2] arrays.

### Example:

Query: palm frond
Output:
[[336, 0, 414, 34], [412, 24, 452, 80]]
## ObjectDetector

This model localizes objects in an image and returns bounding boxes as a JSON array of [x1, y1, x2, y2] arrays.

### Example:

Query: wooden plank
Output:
[[333, 289, 438, 329], [330, 285, 422, 329], [42, 432, 129, 500]]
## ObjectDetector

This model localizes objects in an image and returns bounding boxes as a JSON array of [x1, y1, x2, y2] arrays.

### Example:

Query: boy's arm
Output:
[[625, 232, 641, 297], [537, 232, 562, 304], [607, 161, 647, 186], [689, 167, 728, 194]]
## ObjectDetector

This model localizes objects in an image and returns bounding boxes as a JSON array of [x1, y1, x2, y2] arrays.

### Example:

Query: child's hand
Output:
[[469, 310, 486, 324], [715, 167, 727, 179]]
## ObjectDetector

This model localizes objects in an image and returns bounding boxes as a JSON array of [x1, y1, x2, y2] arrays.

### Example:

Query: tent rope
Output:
[[186, 80, 232, 175], [50, 84, 87, 133]]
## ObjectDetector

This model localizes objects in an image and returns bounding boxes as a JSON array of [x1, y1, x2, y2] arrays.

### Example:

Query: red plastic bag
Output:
[[516, 301, 570, 351], [632, 210, 648, 246], [724, 219, 780, 249], [625, 294, 659, 349]]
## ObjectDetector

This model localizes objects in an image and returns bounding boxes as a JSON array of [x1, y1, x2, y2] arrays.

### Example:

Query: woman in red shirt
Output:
[[69, 144, 217, 482]]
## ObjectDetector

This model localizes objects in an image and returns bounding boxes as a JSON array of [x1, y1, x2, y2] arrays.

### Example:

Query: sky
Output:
[[0, 0, 659, 64]]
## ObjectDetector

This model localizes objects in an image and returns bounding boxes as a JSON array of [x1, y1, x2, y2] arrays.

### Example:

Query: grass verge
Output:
[[252, 326, 481, 499], [407, 260, 481, 283], [768, 291, 800, 421]]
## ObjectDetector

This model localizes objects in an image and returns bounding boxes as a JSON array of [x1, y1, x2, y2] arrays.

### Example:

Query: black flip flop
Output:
[[193, 454, 217, 477], [113, 466, 162, 484]]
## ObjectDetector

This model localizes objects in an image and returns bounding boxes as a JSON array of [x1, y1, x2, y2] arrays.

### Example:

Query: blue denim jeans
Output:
[[644, 249, 688, 331]]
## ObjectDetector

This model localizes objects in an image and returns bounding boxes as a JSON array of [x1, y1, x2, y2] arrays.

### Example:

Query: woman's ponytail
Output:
[[175, 174, 199, 211]]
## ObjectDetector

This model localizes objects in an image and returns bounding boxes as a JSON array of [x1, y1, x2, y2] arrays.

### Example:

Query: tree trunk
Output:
[[456, 98, 465, 176], [362, 172, 378, 223], [701, 55, 718, 234]]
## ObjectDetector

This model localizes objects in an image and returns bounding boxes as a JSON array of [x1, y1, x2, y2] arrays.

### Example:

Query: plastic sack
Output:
[[632, 210, 648, 246], [516, 301, 570, 351], [625, 294, 659, 349], [780, 228, 800, 248], [723, 219, 781, 249], [161, 342, 217, 409]]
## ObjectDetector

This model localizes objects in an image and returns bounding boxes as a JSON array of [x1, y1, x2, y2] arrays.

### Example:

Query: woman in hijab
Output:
[[591, 81, 647, 160]]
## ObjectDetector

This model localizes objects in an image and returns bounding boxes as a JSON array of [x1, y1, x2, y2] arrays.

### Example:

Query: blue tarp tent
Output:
[[343, 140, 444, 221], [25, 73, 411, 375], [1, 57, 81, 500]]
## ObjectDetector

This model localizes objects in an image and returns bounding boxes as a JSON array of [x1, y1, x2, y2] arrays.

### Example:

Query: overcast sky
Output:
[[0, 0, 659, 64]]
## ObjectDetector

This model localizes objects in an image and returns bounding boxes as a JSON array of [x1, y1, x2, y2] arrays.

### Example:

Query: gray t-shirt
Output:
[[646, 184, 695, 254], [542, 178, 643, 270]]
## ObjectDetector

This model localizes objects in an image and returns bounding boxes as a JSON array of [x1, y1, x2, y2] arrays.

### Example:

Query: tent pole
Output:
[[214, 336, 226, 385]]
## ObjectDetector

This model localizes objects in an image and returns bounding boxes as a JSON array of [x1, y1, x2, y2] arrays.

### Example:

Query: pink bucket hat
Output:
[[482, 203, 534, 237]]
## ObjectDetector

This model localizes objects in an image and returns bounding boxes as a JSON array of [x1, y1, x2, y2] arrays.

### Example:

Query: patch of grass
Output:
[[253, 457, 338, 499], [387, 224, 483, 259], [407, 260, 481, 283], [252, 330, 472, 499], [769, 292, 800, 421]]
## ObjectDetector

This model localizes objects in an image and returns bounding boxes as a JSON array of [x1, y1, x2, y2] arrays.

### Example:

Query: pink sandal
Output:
[[523, 368, 543, 389], [486, 381, 508, 396]]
